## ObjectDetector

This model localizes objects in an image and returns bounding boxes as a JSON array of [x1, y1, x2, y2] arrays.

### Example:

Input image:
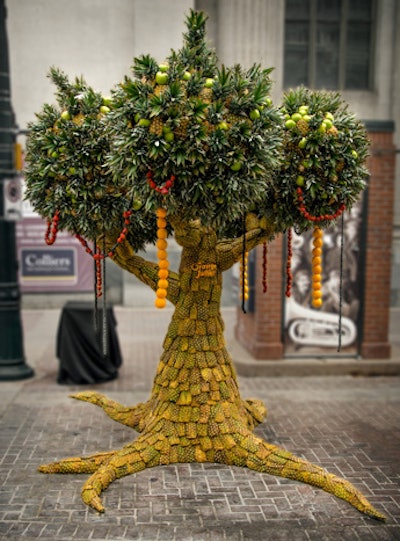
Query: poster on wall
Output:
[[16, 190, 93, 293], [284, 198, 365, 356]]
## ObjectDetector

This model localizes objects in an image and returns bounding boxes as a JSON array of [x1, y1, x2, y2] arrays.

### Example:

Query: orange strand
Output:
[[311, 226, 323, 308], [94, 249, 105, 298], [155, 208, 168, 309], [239, 250, 249, 303]]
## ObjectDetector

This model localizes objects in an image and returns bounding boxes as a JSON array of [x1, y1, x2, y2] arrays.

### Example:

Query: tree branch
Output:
[[217, 219, 276, 271], [110, 240, 180, 305]]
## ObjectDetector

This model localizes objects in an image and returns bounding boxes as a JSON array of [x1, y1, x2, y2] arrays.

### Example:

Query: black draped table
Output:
[[56, 301, 123, 384]]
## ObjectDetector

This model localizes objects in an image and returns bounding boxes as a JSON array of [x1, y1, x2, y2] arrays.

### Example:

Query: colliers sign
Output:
[[20, 248, 76, 283]]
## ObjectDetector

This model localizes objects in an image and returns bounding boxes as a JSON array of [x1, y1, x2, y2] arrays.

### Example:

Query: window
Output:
[[284, 0, 375, 90]]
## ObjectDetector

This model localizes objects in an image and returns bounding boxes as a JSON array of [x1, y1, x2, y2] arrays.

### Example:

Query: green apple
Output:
[[100, 105, 111, 114], [296, 175, 305, 186], [351, 149, 358, 159], [132, 198, 143, 211], [325, 112, 334, 121], [155, 71, 168, 85], [230, 160, 243, 171], [249, 109, 261, 121], [158, 63, 169, 73], [298, 137, 307, 149], [138, 118, 151, 127], [217, 121, 229, 131], [299, 105, 309, 115], [182, 71, 192, 81], [291, 112, 302, 122], [204, 78, 214, 88], [164, 131, 175, 142], [102, 96, 113, 106], [285, 119, 296, 130], [61, 110, 70, 121], [261, 97, 272, 106]]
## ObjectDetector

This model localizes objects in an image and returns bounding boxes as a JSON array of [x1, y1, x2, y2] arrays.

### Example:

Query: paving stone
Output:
[[0, 309, 399, 540]]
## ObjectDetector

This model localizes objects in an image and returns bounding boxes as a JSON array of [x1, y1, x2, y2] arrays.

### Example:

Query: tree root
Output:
[[230, 432, 386, 522], [38, 400, 386, 520], [81, 436, 153, 512], [70, 391, 267, 432], [38, 450, 116, 474], [70, 391, 151, 432], [242, 398, 267, 429]]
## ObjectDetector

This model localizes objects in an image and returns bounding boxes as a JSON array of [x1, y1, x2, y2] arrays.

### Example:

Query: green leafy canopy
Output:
[[24, 10, 369, 249], [264, 86, 369, 234], [106, 10, 283, 236]]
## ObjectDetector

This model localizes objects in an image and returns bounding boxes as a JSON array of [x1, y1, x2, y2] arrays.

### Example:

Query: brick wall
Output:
[[235, 237, 284, 359], [360, 125, 396, 358], [235, 124, 395, 360]]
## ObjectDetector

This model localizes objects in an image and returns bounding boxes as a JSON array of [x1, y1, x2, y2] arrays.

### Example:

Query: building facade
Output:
[[6, 0, 400, 310]]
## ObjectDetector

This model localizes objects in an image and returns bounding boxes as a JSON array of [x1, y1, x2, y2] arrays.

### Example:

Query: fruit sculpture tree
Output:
[[25, 11, 385, 520]]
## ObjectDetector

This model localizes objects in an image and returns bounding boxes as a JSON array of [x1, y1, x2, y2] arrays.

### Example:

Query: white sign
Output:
[[3, 177, 22, 221]]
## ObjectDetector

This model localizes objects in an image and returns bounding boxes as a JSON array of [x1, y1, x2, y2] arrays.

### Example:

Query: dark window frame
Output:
[[284, 0, 376, 91]]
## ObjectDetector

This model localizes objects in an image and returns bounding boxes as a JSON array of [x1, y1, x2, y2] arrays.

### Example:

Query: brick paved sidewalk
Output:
[[0, 308, 399, 540]]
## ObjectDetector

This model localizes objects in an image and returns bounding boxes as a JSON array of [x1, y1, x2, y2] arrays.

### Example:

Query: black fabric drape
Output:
[[56, 301, 122, 384]]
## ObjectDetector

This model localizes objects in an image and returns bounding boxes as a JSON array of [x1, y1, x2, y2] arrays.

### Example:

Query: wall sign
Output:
[[3, 177, 22, 221], [16, 217, 94, 293], [20, 247, 76, 283]]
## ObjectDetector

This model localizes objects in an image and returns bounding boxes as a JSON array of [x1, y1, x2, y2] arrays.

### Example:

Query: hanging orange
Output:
[[155, 207, 169, 309], [157, 249, 168, 260], [311, 226, 323, 308], [155, 297, 167, 309], [158, 269, 169, 279], [157, 238, 168, 250]]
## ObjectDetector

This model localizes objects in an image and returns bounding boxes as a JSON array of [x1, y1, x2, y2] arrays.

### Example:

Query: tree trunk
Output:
[[38, 219, 386, 521]]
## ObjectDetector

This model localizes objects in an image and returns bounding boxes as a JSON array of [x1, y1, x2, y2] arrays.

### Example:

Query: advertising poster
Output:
[[284, 199, 365, 356]]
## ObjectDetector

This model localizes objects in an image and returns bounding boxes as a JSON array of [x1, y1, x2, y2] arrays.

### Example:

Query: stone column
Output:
[[133, 0, 195, 60], [216, 0, 285, 99]]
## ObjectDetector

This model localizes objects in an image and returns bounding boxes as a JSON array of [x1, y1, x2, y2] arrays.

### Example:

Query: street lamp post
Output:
[[0, 0, 34, 380]]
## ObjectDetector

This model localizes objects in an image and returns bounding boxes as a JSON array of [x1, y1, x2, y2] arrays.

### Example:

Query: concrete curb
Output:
[[231, 308, 400, 377], [234, 356, 400, 377], [230, 334, 400, 377]]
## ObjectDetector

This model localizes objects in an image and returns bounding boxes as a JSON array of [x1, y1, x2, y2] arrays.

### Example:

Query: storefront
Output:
[[235, 122, 395, 360]]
